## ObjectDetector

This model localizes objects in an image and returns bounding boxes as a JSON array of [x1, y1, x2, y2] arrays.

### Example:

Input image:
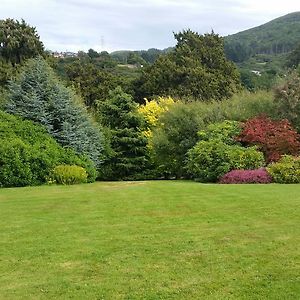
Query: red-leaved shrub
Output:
[[219, 168, 272, 184], [237, 115, 300, 162]]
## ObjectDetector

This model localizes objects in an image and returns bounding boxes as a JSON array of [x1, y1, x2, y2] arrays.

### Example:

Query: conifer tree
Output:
[[6, 57, 104, 167], [99, 87, 148, 179]]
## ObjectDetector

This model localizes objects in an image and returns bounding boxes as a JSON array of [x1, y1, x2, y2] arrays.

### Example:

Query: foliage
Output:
[[98, 87, 148, 180], [151, 102, 202, 178], [110, 47, 172, 64], [138, 96, 175, 128], [186, 140, 265, 182], [0, 18, 44, 66], [49, 165, 88, 185], [274, 72, 300, 131], [134, 30, 241, 102], [5, 57, 104, 167], [239, 69, 279, 91], [138, 96, 175, 140], [237, 115, 300, 162], [150, 91, 274, 179], [0, 111, 96, 187], [219, 168, 272, 184], [63, 59, 118, 108], [267, 155, 300, 183], [286, 42, 300, 68], [197, 120, 241, 145], [224, 12, 300, 63]]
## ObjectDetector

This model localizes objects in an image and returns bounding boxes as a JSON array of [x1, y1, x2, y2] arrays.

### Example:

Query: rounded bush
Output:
[[267, 155, 300, 183], [49, 165, 88, 185], [0, 111, 96, 187], [186, 140, 265, 182], [219, 168, 272, 184]]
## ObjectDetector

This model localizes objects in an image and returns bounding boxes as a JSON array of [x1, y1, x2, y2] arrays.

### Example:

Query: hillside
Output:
[[224, 12, 300, 63]]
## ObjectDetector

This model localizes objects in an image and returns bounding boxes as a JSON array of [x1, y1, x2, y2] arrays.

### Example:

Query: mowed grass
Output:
[[0, 181, 299, 299]]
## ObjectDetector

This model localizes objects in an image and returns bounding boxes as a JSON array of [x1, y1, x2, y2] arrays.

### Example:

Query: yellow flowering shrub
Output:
[[138, 97, 175, 146], [138, 96, 175, 128]]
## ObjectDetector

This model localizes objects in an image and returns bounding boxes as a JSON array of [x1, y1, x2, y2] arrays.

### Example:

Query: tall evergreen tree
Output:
[[6, 57, 104, 167], [134, 30, 241, 102], [0, 18, 44, 66], [99, 87, 148, 179]]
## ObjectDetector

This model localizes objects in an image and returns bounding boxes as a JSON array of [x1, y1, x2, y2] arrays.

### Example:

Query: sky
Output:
[[1, 0, 300, 53]]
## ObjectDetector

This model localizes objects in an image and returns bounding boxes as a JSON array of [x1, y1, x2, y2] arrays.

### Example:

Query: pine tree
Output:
[[6, 57, 104, 167], [99, 87, 148, 179]]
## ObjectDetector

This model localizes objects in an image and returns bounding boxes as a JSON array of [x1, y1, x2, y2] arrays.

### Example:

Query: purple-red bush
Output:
[[219, 168, 272, 184], [237, 115, 300, 163]]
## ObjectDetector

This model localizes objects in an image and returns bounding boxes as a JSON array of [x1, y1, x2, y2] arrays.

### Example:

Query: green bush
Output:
[[0, 111, 96, 187], [49, 165, 88, 185], [186, 140, 265, 182], [197, 120, 241, 145], [152, 102, 202, 178], [267, 155, 300, 183]]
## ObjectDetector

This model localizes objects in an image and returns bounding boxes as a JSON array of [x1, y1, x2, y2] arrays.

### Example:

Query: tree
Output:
[[286, 43, 300, 68], [134, 30, 241, 102], [64, 60, 118, 108], [5, 57, 104, 167], [0, 18, 44, 66], [98, 87, 148, 180], [88, 48, 100, 59], [274, 72, 300, 131]]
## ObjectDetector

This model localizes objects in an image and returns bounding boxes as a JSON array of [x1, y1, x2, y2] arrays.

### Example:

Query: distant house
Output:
[[251, 70, 262, 76], [51, 51, 78, 58]]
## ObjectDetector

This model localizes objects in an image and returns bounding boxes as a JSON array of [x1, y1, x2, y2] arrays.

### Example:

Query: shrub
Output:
[[197, 120, 241, 145], [219, 168, 272, 184], [237, 115, 300, 162], [186, 140, 265, 182], [49, 165, 88, 185], [267, 155, 300, 183], [0, 111, 96, 187], [152, 102, 202, 178]]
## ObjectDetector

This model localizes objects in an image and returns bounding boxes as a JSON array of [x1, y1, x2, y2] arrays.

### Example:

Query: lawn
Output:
[[0, 181, 299, 299]]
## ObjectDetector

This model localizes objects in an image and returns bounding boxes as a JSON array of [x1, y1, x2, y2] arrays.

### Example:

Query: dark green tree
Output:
[[286, 43, 300, 68], [134, 30, 241, 102], [0, 18, 44, 66], [88, 48, 100, 59], [5, 57, 104, 167], [98, 87, 148, 180], [64, 60, 118, 108]]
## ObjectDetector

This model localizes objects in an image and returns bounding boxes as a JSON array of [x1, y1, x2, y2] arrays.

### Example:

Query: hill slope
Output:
[[224, 12, 300, 63]]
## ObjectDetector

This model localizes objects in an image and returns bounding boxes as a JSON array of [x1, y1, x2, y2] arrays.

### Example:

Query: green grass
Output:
[[0, 181, 299, 299]]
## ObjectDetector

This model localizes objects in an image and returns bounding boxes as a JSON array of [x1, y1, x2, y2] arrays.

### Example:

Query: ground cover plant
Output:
[[0, 181, 299, 299]]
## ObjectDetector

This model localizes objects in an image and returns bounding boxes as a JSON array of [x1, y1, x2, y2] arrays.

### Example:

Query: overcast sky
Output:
[[1, 0, 300, 52]]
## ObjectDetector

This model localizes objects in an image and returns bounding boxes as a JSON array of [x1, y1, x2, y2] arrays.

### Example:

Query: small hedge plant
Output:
[[49, 165, 88, 185], [186, 140, 265, 182], [267, 155, 300, 183], [219, 168, 272, 184]]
